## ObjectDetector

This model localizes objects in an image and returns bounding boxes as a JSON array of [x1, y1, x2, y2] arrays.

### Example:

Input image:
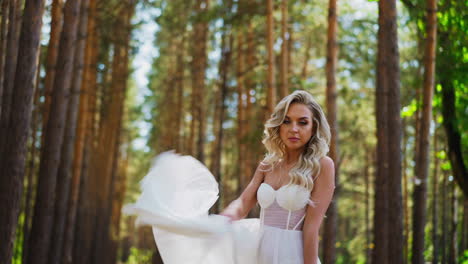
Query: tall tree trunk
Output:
[[0, 0, 46, 263], [26, 1, 82, 263], [287, 22, 293, 83], [211, 27, 232, 213], [244, 19, 256, 203], [382, 0, 403, 261], [439, 73, 468, 197], [73, 142, 94, 264], [192, 0, 209, 163], [48, 0, 89, 262], [106, 7, 133, 262], [402, 119, 409, 264], [301, 34, 312, 80], [236, 30, 246, 192], [266, 0, 275, 115], [0, 0, 20, 149], [461, 199, 468, 255], [279, 0, 288, 98], [431, 127, 439, 264], [373, 0, 403, 262], [91, 4, 133, 262], [22, 58, 42, 263], [323, 0, 338, 262], [174, 35, 185, 153], [41, 0, 64, 140], [441, 170, 448, 263], [411, 0, 438, 262], [103, 129, 122, 264], [108, 152, 129, 264], [437, 22, 468, 198], [448, 184, 458, 263], [0, 0, 9, 104], [364, 152, 372, 264], [71, 1, 98, 262]]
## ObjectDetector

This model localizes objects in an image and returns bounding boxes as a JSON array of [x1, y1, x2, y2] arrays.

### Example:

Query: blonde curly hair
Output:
[[261, 90, 331, 191]]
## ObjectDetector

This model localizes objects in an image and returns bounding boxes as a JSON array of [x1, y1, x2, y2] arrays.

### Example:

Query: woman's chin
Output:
[[284, 144, 305, 152]]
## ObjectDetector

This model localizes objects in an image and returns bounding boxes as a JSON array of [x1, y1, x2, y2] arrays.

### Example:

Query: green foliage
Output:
[[12, 211, 25, 264], [126, 247, 154, 264], [435, 0, 468, 166], [460, 250, 468, 264], [401, 99, 419, 118]]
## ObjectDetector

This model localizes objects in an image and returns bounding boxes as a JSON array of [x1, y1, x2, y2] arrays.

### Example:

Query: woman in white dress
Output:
[[124, 90, 335, 264], [220, 90, 335, 264]]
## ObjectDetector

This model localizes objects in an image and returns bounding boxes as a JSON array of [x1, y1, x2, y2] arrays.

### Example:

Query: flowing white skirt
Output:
[[123, 151, 317, 264]]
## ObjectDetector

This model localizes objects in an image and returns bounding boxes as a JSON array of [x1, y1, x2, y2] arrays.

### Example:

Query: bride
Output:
[[124, 90, 335, 264]]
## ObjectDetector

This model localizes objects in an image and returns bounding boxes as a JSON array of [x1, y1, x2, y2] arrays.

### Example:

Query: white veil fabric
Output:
[[123, 151, 261, 264]]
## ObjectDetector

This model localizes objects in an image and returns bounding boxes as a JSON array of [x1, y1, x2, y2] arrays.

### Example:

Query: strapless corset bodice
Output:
[[257, 183, 310, 211], [257, 183, 311, 230]]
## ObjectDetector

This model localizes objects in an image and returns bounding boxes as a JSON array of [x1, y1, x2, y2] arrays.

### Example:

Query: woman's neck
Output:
[[283, 149, 303, 165]]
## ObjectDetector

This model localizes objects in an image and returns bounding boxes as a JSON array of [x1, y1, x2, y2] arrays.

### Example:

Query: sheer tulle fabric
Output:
[[123, 151, 320, 264]]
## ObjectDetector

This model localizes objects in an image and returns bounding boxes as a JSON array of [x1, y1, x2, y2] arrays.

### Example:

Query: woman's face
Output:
[[279, 103, 314, 152]]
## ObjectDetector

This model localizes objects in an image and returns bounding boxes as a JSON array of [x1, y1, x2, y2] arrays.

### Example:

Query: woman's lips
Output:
[[288, 137, 299, 142]]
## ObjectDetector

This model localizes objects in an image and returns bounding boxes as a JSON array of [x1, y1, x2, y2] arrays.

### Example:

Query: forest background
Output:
[[0, 0, 466, 263]]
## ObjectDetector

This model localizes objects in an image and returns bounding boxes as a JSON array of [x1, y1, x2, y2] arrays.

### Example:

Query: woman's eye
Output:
[[283, 120, 290, 124], [300, 122, 308, 125]]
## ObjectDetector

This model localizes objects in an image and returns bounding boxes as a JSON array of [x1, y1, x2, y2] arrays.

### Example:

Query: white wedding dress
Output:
[[124, 151, 320, 264]]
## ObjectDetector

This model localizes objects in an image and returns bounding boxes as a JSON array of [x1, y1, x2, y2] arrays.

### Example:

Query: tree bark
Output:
[[372, 0, 403, 262], [26, 1, 82, 263], [174, 35, 185, 153], [402, 119, 409, 264], [436, 2, 468, 198], [301, 34, 312, 80], [210, 26, 232, 213], [22, 54, 43, 263], [71, 1, 98, 262], [48, 0, 89, 263], [0, 0, 9, 105], [372, 130, 389, 264], [191, 0, 209, 163], [439, 64, 468, 197], [431, 127, 440, 264], [41, 0, 64, 140], [382, 0, 403, 261], [108, 153, 129, 264], [279, 0, 288, 98], [61, 0, 92, 264], [0, 0, 20, 150], [323, 0, 338, 262], [236, 29, 247, 192], [266, 0, 275, 115], [441, 170, 448, 263], [411, 0, 438, 262], [364, 152, 372, 264], [244, 18, 256, 202], [461, 199, 468, 256], [0, 0, 46, 263], [90, 3, 133, 262], [448, 184, 458, 263]]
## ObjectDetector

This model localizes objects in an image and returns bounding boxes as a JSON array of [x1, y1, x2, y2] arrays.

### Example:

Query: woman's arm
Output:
[[303, 157, 335, 264], [220, 162, 266, 220]]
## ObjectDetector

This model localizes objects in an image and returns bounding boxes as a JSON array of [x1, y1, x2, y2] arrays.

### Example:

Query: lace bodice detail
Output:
[[257, 183, 311, 230]]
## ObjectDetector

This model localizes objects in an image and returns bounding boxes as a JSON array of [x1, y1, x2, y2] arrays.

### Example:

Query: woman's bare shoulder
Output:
[[316, 156, 335, 187], [319, 156, 334, 170], [252, 158, 272, 180], [257, 159, 272, 170]]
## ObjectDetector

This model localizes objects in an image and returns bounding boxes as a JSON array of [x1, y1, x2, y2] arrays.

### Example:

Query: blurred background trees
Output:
[[0, 0, 466, 263]]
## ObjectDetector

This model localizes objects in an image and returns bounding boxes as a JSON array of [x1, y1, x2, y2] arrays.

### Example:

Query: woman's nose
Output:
[[291, 124, 299, 132]]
